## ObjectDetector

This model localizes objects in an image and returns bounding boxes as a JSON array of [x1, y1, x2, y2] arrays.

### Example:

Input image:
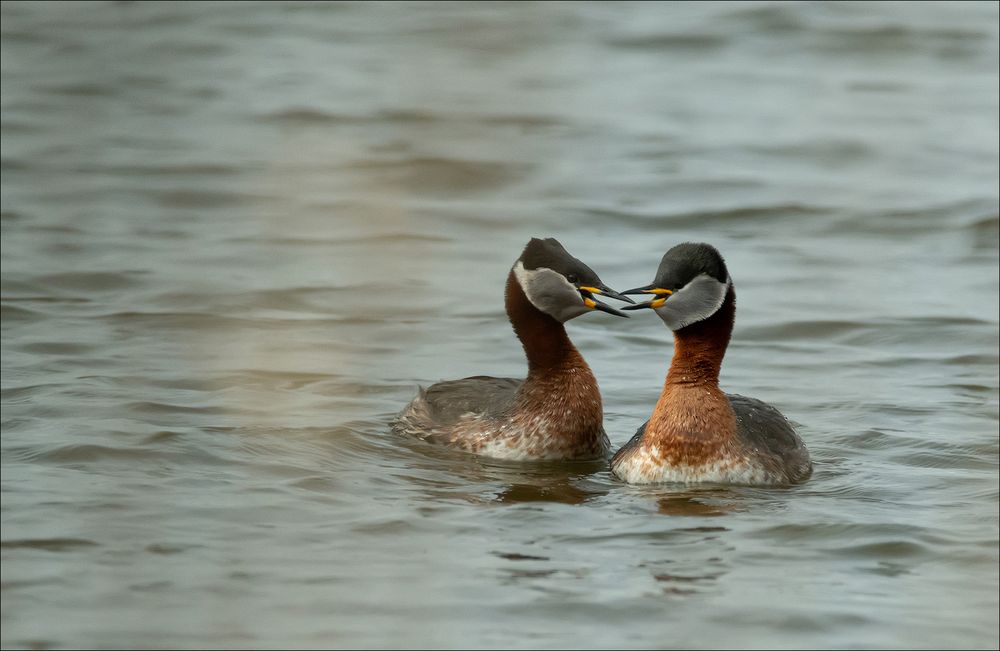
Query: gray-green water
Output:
[[2, 1, 998, 648]]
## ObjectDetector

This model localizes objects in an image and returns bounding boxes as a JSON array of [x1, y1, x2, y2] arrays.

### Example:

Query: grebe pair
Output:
[[392, 238, 812, 486]]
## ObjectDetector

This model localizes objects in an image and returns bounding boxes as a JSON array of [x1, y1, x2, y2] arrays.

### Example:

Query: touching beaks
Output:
[[578, 283, 634, 318], [579, 284, 635, 305], [620, 285, 672, 310]]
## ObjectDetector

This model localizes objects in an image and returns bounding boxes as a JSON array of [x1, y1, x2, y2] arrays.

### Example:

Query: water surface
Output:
[[2, 1, 998, 648]]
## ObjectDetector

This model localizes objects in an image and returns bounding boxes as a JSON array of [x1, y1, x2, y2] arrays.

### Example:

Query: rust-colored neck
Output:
[[665, 285, 736, 388], [645, 286, 738, 453], [504, 270, 604, 455], [504, 269, 586, 375]]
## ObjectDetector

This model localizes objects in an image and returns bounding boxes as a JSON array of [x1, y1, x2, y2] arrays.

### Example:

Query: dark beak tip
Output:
[[595, 284, 635, 304], [592, 301, 629, 318], [606, 291, 635, 304]]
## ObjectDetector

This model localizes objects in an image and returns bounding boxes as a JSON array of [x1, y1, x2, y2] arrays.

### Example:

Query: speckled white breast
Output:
[[467, 413, 608, 461], [393, 396, 608, 462], [610, 445, 777, 485]]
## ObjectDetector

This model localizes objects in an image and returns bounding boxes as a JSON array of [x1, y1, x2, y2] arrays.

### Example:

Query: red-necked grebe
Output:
[[393, 237, 633, 461], [612, 243, 812, 485]]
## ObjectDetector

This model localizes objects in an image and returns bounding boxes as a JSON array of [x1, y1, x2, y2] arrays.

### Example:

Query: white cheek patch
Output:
[[513, 261, 589, 322], [655, 273, 729, 330]]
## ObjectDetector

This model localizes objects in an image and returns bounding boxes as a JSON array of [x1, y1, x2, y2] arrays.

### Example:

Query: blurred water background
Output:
[[2, 1, 998, 648]]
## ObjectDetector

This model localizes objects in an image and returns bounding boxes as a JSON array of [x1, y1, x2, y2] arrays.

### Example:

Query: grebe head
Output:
[[513, 237, 633, 322], [622, 242, 731, 330]]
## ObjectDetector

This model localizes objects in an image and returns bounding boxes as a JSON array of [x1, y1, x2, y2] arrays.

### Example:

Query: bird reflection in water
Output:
[[656, 492, 746, 517], [494, 481, 599, 505]]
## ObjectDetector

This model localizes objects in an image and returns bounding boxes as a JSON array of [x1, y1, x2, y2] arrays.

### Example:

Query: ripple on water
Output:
[[750, 522, 956, 549], [0, 538, 98, 552], [607, 32, 729, 52], [0, 304, 44, 323], [579, 202, 832, 230], [18, 341, 97, 355], [4, 442, 232, 469], [34, 271, 145, 292]]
